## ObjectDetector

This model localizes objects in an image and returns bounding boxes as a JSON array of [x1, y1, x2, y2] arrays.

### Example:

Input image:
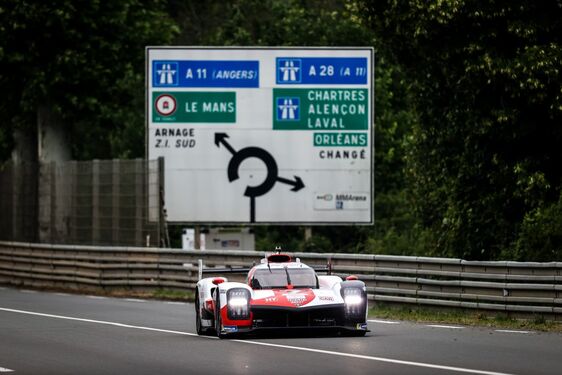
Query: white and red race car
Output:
[[195, 252, 369, 338]]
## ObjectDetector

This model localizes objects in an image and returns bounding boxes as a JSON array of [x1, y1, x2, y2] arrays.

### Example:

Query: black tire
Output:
[[195, 289, 204, 335], [196, 289, 217, 336], [215, 291, 226, 339]]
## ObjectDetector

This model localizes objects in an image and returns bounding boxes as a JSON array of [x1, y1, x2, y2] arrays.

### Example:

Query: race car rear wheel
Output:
[[195, 289, 204, 335], [195, 288, 215, 336]]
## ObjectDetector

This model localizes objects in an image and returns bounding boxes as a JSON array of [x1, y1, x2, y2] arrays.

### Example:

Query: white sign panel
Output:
[[146, 47, 373, 224]]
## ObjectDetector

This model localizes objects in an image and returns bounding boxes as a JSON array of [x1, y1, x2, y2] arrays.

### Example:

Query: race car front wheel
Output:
[[215, 292, 226, 339]]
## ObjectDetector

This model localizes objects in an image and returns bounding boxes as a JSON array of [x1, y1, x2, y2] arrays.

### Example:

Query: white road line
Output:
[[0, 287, 6, 290], [494, 330, 530, 334], [0, 307, 202, 337], [87, 296, 107, 300], [166, 302, 187, 305], [427, 324, 464, 329], [124, 299, 146, 303], [54, 293, 70, 297], [0, 307, 515, 375], [368, 319, 400, 324], [0, 366, 14, 372], [20, 290, 37, 294], [233, 339, 515, 375]]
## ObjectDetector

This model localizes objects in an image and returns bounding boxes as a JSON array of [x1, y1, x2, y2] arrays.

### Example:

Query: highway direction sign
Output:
[[146, 47, 373, 224]]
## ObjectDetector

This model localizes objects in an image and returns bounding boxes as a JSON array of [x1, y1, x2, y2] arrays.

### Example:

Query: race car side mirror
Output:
[[251, 278, 261, 289], [346, 275, 359, 281], [212, 277, 226, 285]]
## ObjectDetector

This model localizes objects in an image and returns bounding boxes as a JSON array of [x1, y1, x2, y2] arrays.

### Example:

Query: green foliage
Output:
[[513, 193, 562, 261], [254, 226, 303, 252], [0, 128, 12, 162], [366, 56, 422, 256], [363, 0, 562, 260], [299, 234, 333, 253], [366, 190, 435, 256], [0, 0, 178, 160], [171, 0, 372, 47]]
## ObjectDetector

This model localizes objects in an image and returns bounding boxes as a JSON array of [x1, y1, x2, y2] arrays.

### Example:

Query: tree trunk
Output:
[[37, 105, 71, 243]]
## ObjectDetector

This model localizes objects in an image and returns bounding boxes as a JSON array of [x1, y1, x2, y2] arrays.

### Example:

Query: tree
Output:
[[0, 0, 179, 160], [361, 1, 562, 260]]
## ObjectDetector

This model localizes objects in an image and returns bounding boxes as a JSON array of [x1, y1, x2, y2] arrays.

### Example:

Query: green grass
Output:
[[369, 303, 562, 332], [4, 285, 195, 302], [151, 289, 194, 301], [106, 288, 194, 302]]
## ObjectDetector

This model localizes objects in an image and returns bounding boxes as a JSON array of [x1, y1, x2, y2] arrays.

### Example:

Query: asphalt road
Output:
[[1, 287, 561, 375]]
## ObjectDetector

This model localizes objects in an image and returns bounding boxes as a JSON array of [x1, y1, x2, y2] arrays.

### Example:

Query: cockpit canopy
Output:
[[250, 267, 318, 289]]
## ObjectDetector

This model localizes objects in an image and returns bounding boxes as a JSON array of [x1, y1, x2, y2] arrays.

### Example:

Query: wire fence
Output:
[[0, 159, 165, 247], [0, 162, 39, 243]]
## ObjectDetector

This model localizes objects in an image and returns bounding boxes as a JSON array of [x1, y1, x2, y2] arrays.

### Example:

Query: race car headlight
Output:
[[227, 288, 251, 320], [344, 294, 363, 305], [342, 287, 366, 317], [228, 297, 249, 307]]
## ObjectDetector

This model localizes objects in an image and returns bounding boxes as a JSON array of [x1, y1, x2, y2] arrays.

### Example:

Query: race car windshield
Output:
[[252, 268, 317, 289]]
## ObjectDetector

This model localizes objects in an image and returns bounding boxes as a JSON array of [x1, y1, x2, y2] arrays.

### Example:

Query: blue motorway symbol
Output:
[[276, 57, 367, 85], [276, 97, 300, 121], [277, 59, 302, 83], [154, 62, 179, 86]]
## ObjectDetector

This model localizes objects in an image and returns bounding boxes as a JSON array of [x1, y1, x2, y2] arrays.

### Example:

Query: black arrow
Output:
[[228, 147, 279, 197], [214, 133, 236, 155], [277, 176, 305, 192]]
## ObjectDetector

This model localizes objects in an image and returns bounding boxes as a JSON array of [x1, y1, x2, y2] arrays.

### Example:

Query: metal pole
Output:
[[304, 226, 312, 241], [194, 225, 201, 250]]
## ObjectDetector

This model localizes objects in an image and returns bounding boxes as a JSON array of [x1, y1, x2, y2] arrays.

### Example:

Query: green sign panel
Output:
[[273, 88, 368, 131], [153, 91, 236, 123]]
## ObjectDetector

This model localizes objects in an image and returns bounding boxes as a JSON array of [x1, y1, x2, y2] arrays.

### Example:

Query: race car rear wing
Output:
[[195, 258, 332, 280]]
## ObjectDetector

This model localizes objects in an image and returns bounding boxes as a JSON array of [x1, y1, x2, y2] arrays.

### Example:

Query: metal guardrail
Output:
[[0, 241, 561, 319], [372, 256, 562, 319], [0, 241, 375, 300]]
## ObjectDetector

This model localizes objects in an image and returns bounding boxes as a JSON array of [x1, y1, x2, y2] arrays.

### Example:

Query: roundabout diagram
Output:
[[215, 132, 305, 222]]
